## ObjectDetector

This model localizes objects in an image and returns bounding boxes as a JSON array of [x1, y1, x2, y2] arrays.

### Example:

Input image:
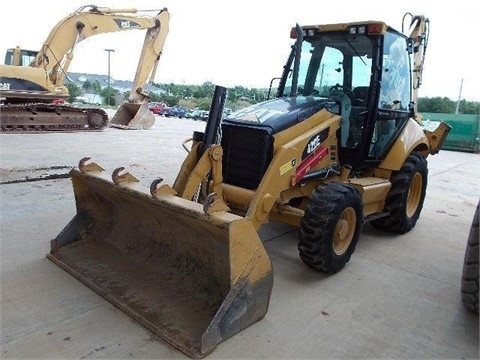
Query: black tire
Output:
[[298, 182, 363, 274], [371, 152, 427, 234], [461, 201, 479, 314]]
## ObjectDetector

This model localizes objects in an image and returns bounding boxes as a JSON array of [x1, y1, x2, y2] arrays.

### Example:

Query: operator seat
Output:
[[329, 88, 351, 148], [352, 86, 369, 106], [346, 86, 369, 148]]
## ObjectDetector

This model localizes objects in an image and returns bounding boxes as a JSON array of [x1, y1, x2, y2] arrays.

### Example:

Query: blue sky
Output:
[[1, 0, 479, 101]]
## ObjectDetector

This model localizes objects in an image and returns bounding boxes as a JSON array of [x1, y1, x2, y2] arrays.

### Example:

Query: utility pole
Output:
[[455, 78, 463, 114], [105, 49, 115, 106], [318, 64, 325, 89]]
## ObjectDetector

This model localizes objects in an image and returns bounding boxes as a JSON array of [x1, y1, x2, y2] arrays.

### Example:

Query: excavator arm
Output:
[[127, 11, 169, 103], [108, 9, 170, 129]]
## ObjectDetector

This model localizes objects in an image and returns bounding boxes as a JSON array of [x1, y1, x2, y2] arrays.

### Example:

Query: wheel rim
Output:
[[406, 173, 422, 218], [333, 207, 356, 255]]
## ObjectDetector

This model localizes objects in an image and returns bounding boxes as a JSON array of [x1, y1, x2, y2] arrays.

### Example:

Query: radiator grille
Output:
[[221, 124, 273, 190]]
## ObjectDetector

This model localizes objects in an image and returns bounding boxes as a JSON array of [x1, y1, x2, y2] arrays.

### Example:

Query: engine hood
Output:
[[224, 96, 338, 133]]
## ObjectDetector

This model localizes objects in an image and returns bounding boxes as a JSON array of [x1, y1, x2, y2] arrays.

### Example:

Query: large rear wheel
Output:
[[372, 152, 427, 234], [298, 182, 363, 274]]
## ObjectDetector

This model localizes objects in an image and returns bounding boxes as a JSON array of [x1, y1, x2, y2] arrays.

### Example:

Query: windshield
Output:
[[4, 49, 38, 66], [282, 32, 374, 102]]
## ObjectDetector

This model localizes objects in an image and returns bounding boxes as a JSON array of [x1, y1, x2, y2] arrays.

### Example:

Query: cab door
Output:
[[365, 32, 412, 160]]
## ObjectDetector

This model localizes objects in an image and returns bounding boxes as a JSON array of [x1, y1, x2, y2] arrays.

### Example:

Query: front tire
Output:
[[298, 182, 363, 274], [372, 152, 427, 234]]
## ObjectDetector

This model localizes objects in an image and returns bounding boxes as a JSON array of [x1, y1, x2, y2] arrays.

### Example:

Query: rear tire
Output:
[[371, 152, 427, 234], [298, 182, 363, 274], [461, 202, 479, 314]]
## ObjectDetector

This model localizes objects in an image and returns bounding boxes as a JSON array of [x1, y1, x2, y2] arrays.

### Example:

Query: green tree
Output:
[[100, 86, 119, 106], [147, 91, 162, 102], [82, 79, 92, 94], [196, 97, 213, 111], [192, 81, 215, 98], [91, 80, 102, 94], [418, 97, 455, 113], [458, 99, 480, 115], [157, 94, 180, 106], [418, 97, 479, 114], [65, 82, 82, 103]]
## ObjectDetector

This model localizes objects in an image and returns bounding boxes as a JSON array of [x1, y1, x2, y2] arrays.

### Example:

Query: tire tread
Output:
[[298, 183, 363, 274], [461, 202, 479, 314]]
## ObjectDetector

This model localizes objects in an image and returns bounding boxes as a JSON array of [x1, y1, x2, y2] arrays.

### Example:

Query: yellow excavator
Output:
[[0, 5, 169, 132], [47, 13, 450, 358]]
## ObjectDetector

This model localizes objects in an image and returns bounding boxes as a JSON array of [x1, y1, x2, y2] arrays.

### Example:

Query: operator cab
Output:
[[4, 47, 38, 67], [278, 22, 413, 169]]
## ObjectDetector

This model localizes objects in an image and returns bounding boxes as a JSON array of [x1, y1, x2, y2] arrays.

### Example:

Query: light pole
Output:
[[104, 48, 115, 106]]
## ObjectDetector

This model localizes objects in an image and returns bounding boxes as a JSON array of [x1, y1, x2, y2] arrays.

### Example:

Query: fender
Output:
[[379, 118, 429, 171]]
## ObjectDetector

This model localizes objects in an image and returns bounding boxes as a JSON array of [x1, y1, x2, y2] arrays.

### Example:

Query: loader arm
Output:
[[31, 5, 169, 88]]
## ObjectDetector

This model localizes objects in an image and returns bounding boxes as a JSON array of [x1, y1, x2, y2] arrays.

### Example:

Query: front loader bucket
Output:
[[109, 103, 155, 130], [47, 166, 273, 358]]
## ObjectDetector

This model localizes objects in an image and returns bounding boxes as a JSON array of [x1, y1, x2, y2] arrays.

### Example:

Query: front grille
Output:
[[221, 124, 273, 190]]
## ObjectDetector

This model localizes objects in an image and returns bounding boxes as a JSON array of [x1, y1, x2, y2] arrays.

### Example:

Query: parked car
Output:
[[164, 106, 187, 118], [185, 109, 197, 119], [223, 107, 233, 117], [198, 110, 209, 121], [186, 108, 209, 121], [148, 102, 167, 115]]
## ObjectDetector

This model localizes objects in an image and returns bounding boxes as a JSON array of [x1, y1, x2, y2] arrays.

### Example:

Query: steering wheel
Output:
[[329, 85, 356, 103]]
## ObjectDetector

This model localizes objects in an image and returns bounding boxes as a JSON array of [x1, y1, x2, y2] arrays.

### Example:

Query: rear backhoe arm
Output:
[[403, 13, 429, 115]]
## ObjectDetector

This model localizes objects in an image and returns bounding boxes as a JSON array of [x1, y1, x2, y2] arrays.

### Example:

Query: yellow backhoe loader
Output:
[[47, 13, 450, 358], [0, 4, 169, 132]]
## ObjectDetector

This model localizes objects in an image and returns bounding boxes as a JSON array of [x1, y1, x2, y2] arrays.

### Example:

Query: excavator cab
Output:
[[4, 47, 38, 67]]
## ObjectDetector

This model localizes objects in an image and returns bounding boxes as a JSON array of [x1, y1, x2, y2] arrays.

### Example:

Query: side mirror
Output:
[[406, 38, 414, 54]]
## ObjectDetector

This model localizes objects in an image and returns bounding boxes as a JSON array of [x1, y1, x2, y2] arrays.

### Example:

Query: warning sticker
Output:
[[280, 158, 296, 175]]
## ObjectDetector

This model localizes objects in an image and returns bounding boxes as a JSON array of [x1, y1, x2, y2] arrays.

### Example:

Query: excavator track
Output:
[[0, 103, 109, 133]]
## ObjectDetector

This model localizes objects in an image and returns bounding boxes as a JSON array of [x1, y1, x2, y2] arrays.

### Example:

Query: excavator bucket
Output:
[[108, 102, 155, 130], [47, 164, 273, 358]]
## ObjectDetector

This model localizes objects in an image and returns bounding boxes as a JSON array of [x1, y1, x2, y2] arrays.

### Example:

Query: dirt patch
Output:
[[0, 166, 72, 184]]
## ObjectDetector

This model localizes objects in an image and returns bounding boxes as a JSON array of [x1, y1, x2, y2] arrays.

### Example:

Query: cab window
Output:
[[379, 33, 411, 110]]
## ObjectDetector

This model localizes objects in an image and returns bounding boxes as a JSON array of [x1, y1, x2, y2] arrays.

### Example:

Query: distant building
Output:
[[73, 94, 103, 105], [66, 72, 166, 96]]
